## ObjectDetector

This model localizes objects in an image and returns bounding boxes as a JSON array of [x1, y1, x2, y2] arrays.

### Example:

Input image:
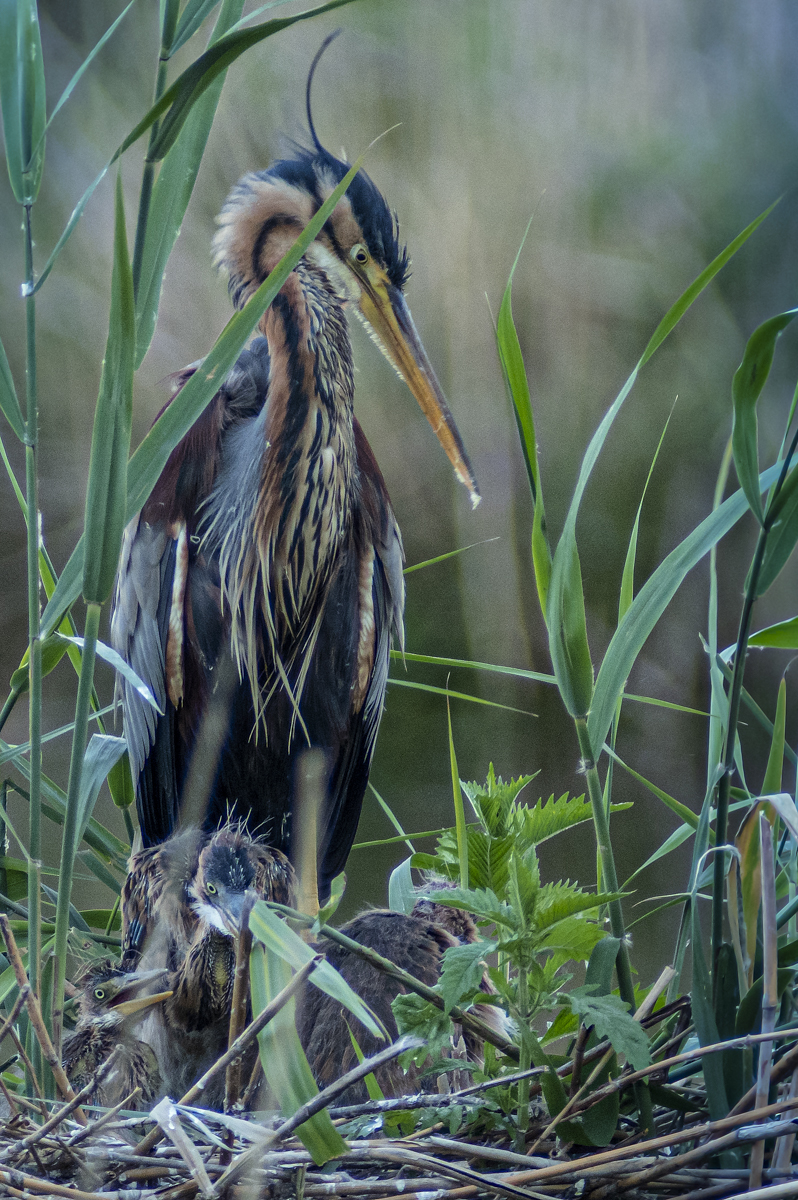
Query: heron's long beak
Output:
[[358, 274, 481, 509], [112, 988, 173, 1017]]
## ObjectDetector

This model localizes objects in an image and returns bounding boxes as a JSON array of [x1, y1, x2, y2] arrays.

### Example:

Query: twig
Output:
[[772, 1064, 798, 1174], [224, 893, 254, 1115], [239, 1048, 263, 1111], [528, 965, 675, 1153], [67, 1087, 142, 1146], [0, 1048, 122, 1162], [0, 915, 87, 1124], [134, 953, 321, 1157], [216, 1033, 424, 1192]]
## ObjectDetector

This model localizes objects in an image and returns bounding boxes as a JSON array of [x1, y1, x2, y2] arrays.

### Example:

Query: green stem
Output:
[[23, 205, 41, 1008], [710, 422, 798, 976], [131, 1, 179, 297], [574, 716, 653, 1132], [515, 967, 532, 1152], [51, 601, 100, 1059], [711, 525, 767, 973]]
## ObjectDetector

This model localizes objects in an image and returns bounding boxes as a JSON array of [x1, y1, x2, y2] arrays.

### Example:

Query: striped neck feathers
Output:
[[203, 257, 358, 732]]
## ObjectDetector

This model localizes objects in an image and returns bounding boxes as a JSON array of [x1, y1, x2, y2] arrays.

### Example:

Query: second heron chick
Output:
[[63, 963, 172, 1109]]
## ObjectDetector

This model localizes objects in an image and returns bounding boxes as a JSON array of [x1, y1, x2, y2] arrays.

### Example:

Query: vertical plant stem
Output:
[[131, 2, 179, 296], [52, 601, 100, 1058], [574, 716, 653, 1132], [514, 967, 532, 1152], [711, 524, 767, 972], [23, 205, 42, 1009]]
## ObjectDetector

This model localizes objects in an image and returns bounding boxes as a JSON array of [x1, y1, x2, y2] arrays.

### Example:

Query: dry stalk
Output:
[[224, 893, 255, 1115], [0, 915, 87, 1124], [0, 1047, 123, 1162], [772, 1064, 798, 1173], [216, 1033, 424, 1193]]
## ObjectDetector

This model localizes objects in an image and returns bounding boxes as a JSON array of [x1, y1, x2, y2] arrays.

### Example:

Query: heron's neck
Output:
[[257, 261, 357, 609], [206, 259, 358, 721]]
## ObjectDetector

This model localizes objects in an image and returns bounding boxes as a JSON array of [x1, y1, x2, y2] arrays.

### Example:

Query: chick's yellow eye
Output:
[[351, 245, 369, 266], [94, 988, 105, 1001], [206, 882, 217, 895]]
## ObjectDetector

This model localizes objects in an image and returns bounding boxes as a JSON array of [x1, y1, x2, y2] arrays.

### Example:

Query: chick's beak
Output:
[[112, 989, 174, 1017], [357, 270, 480, 509]]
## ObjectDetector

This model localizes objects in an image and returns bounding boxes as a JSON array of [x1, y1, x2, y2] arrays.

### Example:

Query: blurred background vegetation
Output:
[[1, 0, 797, 977]]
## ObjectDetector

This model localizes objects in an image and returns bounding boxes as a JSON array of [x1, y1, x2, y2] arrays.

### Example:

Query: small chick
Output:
[[131, 824, 296, 1106], [298, 893, 506, 1104], [62, 963, 172, 1108]]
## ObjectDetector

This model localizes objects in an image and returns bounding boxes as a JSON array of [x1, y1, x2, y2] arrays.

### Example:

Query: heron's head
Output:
[[77, 964, 172, 1028], [190, 825, 288, 935], [212, 37, 479, 509]]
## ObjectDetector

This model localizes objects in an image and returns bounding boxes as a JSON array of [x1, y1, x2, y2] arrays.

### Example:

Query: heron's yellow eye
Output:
[[94, 988, 105, 1001], [206, 882, 218, 895], [351, 245, 369, 266]]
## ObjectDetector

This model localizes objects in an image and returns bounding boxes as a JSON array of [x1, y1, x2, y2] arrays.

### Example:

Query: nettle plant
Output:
[[391, 767, 650, 1144]]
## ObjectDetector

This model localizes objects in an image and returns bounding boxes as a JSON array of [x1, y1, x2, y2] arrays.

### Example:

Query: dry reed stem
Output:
[[0, 916, 87, 1124], [216, 1033, 423, 1192]]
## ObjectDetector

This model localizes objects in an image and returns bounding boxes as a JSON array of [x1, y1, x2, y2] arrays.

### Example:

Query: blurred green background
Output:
[[1, 0, 797, 979]]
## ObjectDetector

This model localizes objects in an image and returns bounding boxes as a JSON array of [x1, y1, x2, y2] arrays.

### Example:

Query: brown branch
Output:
[[216, 1033, 424, 1193], [224, 892, 254, 1115], [0, 915, 87, 1124]]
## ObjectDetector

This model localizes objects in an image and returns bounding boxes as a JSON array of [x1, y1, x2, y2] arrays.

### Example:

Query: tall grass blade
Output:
[[0, 336, 24, 441], [33, 0, 138, 154], [168, 0, 222, 55], [496, 217, 552, 616], [134, 0, 245, 366], [118, 0, 360, 165], [446, 692, 468, 889], [547, 538, 593, 719], [250, 941, 347, 1164], [588, 463, 781, 759], [0, 0, 46, 205], [83, 176, 134, 604], [731, 309, 798, 525]]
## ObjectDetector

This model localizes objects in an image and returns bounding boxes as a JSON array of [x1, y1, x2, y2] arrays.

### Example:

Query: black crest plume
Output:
[[306, 29, 343, 154]]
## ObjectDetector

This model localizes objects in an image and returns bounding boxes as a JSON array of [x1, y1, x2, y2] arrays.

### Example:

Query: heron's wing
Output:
[[111, 340, 272, 847], [316, 425, 405, 897], [112, 515, 182, 846]]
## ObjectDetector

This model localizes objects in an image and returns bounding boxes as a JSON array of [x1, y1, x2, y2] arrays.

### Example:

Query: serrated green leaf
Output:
[[83, 175, 134, 603], [566, 987, 650, 1069], [732, 309, 798, 525], [438, 941, 489, 1015], [423, 886, 515, 929]]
